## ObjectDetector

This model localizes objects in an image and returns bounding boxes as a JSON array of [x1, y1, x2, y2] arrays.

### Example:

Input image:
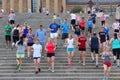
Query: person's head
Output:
[[81, 17, 84, 21], [100, 27, 104, 32], [68, 34, 73, 39], [104, 46, 110, 52], [52, 19, 56, 23], [93, 32, 96, 36], [57, 14, 59, 17], [48, 38, 53, 43], [114, 33, 118, 39], [18, 36, 23, 45], [24, 22, 28, 27], [35, 39, 40, 44], [39, 25, 43, 30], [7, 21, 10, 25], [29, 28, 32, 33], [16, 24, 20, 28], [88, 16, 92, 20], [115, 19, 119, 22], [64, 19, 67, 23]]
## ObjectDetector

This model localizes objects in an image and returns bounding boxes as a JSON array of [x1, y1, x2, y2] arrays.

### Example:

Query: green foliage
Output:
[[70, 6, 83, 13]]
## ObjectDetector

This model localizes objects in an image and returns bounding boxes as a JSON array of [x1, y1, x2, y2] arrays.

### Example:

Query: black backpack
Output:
[[13, 29, 19, 36]]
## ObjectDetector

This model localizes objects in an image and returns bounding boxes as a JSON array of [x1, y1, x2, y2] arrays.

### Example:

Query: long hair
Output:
[[18, 36, 23, 45]]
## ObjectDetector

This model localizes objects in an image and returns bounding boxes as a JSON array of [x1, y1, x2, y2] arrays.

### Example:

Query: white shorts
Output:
[[50, 33, 58, 38]]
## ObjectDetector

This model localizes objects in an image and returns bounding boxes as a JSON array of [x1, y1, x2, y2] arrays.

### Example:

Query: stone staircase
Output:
[[0, 13, 119, 80]]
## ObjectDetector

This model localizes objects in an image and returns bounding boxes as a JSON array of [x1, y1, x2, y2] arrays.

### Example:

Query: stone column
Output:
[[37, 0, 41, 13], [2, 0, 7, 12], [62, 0, 66, 13], [54, 0, 58, 13], [19, 0, 23, 13], [27, 0, 32, 13], [46, 0, 50, 12], [10, 0, 14, 11]]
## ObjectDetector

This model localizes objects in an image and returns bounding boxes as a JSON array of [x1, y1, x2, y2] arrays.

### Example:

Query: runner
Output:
[[4, 21, 13, 48], [104, 22, 110, 45], [87, 16, 93, 37], [112, 19, 120, 33], [70, 13, 76, 30], [102, 46, 113, 80], [73, 22, 81, 37], [90, 32, 100, 67], [26, 28, 35, 59], [91, 11, 96, 27], [36, 25, 47, 59], [65, 34, 75, 68], [80, 17, 85, 34], [99, 27, 107, 55], [23, 23, 30, 38], [32, 39, 42, 74], [61, 19, 69, 46], [12, 24, 20, 49], [100, 13, 106, 26], [48, 19, 59, 47], [78, 32, 87, 66], [8, 12, 15, 25], [45, 38, 56, 72], [109, 33, 120, 67], [16, 36, 27, 71]]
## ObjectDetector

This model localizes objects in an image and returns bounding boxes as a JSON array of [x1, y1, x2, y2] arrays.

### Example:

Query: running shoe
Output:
[[35, 71, 38, 74], [70, 60, 73, 65], [82, 63, 86, 66], [96, 64, 99, 68], [16, 64, 20, 70], [38, 68, 41, 72], [51, 69, 54, 73], [48, 67, 51, 71], [67, 64, 71, 68], [41, 55, 45, 59], [117, 65, 120, 68], [102, 77, 107, 80]]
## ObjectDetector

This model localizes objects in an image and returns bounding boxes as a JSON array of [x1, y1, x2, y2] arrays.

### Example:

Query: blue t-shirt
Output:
[[87, 19, 93, 28], [104, 26, 109, 36], [91, 36, 99, 49], [36, 29, 47, 43], [91, 14, 96, 20], [61, 22, 69, 33], [49, 23, 59, 33]]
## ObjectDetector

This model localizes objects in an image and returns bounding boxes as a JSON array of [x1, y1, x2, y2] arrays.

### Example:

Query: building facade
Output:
[[0, 0, 120, 13]]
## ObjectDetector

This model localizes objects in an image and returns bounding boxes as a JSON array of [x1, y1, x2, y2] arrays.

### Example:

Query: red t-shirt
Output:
[[78, 36, 87, 48], [46, 42, 55, 53], [80, 21, 85, 28]]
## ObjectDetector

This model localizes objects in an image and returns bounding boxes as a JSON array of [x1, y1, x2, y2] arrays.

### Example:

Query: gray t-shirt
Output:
[[16, 41, 27, 54]]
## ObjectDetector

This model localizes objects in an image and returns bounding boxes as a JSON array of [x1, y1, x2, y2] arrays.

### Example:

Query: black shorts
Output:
[[114, 29, 119, 33], [80, 27, 85, 30], [62, 33, 68, 39], [71, 19, 76, 25], [27, 42, 34, 46], [33, 57, 40, 59], [112, 48, 120, 59], [13, 36, 19, 43], [79, 48, 86, 51], [91, 48, 99, 54], [88, 27, 92, 33], [107, 35, 109, 40], [5, 35, 11, 41], [93, 19, 96, 24], [100, 39, 106, 43], [10, 20, 15, 24], [101, 21, 105, 26], [47, 53, 55, 57]]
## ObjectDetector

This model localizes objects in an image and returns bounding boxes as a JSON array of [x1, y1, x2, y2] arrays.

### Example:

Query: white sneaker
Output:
[[82, 63, 85, 66], [51, 69, 54, 73], [48, 67, 51, 71]]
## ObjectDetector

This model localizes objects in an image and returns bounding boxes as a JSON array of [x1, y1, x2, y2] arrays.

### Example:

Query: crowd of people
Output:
[[3, 10, 120, 80]]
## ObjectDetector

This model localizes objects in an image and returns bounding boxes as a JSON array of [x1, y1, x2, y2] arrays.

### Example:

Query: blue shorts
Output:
[[67, 48, 74, 53]]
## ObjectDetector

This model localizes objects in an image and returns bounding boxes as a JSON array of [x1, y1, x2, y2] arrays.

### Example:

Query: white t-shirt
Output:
[[32, 44, 42, 58], [9, 13, 15, 20], [113, 22, 120, 30], [70, 13, 76, 20], [67, 38, 74, 48]]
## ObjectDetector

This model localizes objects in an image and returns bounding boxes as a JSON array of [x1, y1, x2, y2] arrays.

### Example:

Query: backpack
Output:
[[13, 29, 19, 36]]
